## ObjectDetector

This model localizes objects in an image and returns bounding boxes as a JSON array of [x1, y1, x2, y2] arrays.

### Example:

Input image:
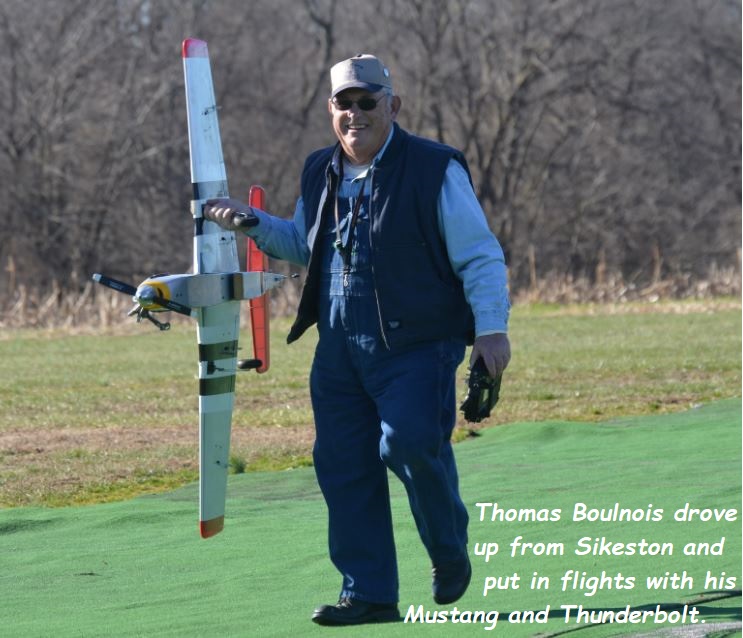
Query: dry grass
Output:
[[0, 269, 303, 333], [0, 272, 739, 508], [0, 423, 315, 507], [0, 263, 739, 331], [513, 264, 741, 305]]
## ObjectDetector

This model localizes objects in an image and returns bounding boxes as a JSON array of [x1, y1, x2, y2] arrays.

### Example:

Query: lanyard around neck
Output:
[[333, 159, 368, 267]]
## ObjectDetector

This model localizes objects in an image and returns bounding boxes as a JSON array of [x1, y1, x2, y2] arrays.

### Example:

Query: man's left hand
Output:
[[470, 333, 511, 378]]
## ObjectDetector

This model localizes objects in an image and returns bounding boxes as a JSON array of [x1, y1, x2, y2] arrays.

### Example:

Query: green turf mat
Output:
[[1, 400, 740, 637]]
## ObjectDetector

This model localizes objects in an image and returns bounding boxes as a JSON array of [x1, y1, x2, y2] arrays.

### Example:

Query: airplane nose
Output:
[[134, 285, 158, 308]]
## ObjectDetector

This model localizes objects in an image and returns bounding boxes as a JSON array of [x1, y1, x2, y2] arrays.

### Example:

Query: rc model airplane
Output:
[[93, 38, 285, 538]]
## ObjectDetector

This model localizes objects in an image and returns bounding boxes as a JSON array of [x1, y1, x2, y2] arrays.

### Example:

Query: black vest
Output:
[[287, 124, 475, 348]]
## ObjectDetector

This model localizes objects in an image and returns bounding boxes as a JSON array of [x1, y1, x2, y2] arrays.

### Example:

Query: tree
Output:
[[0, 0, 739, 309]]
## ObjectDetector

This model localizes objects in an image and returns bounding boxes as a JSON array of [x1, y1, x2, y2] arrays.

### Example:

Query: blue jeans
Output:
[[310, 208, 468, 603]]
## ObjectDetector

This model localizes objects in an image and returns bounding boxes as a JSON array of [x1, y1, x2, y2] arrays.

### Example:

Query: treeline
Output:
[[0, 0, 740, 307]]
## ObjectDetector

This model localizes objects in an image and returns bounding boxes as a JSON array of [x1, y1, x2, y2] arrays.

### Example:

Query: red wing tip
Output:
[[248, 185, 266, 209], [200, 516, 224, 538], [183, 38, 208, 58]]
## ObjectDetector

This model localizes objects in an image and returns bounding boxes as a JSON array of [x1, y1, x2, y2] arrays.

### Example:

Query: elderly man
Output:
[[206, 54, 510, 626]]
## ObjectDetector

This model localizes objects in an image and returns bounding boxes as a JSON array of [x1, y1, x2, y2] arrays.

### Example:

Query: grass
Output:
[[0, 298, 740, 508], [1, 400, 740, 637]]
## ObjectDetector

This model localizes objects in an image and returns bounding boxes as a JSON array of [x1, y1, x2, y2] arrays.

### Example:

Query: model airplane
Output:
[[93, 38, 285, 538]]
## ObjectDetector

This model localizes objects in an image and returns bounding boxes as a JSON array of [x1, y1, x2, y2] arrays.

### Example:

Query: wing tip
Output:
[[183, 38, 208, 58], [200, 516, 225, 538]]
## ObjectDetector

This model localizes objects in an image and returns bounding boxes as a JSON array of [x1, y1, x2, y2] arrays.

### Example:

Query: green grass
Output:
[[0, 400, 740, 637], [0, 300, 740, 507], [0, 323, 314, 430]]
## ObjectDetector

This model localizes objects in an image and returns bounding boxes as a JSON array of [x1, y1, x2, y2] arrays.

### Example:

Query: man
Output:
[[205, 54, 511, 625]]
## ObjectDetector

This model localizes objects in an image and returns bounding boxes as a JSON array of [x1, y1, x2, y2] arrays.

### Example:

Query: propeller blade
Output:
[[150, 296, 193, 316], [92, 273, 137, 296]]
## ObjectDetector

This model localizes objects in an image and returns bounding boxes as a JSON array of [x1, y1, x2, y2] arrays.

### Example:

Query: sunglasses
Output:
[[331, 95, 386, 111]]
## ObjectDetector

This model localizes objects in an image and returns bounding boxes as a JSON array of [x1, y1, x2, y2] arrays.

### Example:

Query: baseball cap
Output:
[[330, 54, 392, 97]]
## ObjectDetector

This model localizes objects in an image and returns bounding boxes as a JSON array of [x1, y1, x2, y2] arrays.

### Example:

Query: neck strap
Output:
[[333, 159, 368, 268]]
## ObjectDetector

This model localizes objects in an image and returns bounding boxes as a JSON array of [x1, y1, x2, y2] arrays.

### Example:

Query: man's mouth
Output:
[[346, 123, 368, 131]]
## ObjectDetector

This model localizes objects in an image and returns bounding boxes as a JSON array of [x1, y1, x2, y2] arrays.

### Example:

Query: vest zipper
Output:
[[367, 168, 390, 350]]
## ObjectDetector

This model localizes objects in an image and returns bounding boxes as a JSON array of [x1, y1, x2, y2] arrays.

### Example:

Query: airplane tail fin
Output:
[[246, 185, 270, 373]]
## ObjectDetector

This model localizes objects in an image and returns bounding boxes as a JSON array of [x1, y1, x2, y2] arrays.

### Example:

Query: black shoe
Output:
[[432, 555, 472, 605], [311, 596, 400, 625]]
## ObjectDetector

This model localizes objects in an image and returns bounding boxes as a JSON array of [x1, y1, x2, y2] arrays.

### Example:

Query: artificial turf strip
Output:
[[1, 400, 740, 637]]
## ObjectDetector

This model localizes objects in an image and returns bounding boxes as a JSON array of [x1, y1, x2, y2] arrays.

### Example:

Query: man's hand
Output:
[[204, 198, 259, 230], [469, 333, 510, 379]]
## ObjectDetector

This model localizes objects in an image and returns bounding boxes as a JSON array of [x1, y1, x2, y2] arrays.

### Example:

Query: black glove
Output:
[[232, 209, 259, 229], [460, 358, 502, 423]]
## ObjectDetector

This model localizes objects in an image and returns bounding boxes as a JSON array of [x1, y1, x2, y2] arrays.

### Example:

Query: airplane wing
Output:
[[92, 39, 285, 537], [183, 37, 239, 539], [247, 185, 271, 373]]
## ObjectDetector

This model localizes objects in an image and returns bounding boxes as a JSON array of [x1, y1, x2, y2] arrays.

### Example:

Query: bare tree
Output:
[[0, 0, 739, 311]]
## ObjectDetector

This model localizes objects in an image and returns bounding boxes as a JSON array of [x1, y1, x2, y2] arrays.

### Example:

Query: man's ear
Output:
[[390, 95, 402, 120], [327, 99, 334, 116]]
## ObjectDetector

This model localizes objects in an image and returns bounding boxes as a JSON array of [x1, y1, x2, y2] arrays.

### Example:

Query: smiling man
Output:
[[327, 55, 401, 166], [205, 54, 511, 626]]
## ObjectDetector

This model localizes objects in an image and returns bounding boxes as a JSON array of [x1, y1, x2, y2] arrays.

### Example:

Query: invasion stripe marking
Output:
[[194, 217, 205, 236], [199, 341, 238, 361], [193, 180, 228, 236], [199, 375, 236, 396], [192, 180, 228, 201]]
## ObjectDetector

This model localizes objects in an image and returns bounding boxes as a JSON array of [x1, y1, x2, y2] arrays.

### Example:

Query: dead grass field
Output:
[[0, 298, 740, 507]]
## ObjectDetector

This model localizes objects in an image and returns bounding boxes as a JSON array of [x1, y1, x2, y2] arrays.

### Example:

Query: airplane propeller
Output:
[[93, 273, 193, 331]]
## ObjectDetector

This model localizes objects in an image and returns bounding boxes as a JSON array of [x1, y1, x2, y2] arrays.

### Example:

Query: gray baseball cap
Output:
[[330, 54, 392, 97]]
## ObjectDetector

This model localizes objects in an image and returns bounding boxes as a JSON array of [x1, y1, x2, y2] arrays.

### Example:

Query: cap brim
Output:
[[331, 81, 385, 97]]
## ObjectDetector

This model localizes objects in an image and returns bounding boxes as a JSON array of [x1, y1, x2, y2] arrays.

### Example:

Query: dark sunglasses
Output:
[[331, 95, 386, 111]]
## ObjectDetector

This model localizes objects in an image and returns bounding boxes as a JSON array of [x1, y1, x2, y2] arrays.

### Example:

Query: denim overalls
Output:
[[309, 163, 468, 604]]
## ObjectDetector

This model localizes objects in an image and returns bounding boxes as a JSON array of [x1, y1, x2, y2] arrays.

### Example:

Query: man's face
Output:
[[328, 88, 401, 165]]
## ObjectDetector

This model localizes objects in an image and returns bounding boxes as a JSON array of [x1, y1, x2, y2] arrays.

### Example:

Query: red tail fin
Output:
[[247, 185, 270, 373]]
